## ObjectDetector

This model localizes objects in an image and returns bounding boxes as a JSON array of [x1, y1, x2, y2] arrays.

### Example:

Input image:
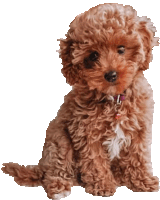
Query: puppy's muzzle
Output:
[[104, 71, 117, 82]]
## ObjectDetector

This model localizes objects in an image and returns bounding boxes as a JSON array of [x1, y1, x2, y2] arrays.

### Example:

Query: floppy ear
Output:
[[138, 17, 159, 70], [59, 36, 81, 86]]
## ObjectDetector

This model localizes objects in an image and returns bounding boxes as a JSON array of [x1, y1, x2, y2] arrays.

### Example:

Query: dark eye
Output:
[[117, 46, 125, 54], [89, 51, 99, 61]]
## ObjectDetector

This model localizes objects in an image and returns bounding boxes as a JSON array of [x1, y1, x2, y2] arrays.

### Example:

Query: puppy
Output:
[[2, 3, 159, 199]]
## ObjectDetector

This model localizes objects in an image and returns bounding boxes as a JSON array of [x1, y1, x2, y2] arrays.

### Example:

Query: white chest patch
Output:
[[102, 123, 129, 160]]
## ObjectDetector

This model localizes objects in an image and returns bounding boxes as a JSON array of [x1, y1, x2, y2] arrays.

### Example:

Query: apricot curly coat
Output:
[[2, 3, 159, 199]]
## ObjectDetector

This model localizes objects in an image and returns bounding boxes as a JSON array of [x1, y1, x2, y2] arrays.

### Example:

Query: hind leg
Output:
[[111, 146, 159, 192], [42, 174, 72, 200], [39, 120, 75, 199]]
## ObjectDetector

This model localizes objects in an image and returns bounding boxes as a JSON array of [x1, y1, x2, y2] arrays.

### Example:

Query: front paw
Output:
[[85, 180, 116, 197], [130, 175, 159, 192]]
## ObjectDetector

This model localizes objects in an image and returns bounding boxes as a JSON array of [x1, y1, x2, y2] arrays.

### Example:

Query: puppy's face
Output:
[[79, 33, 142, 96], [59, 4, 158, 96]]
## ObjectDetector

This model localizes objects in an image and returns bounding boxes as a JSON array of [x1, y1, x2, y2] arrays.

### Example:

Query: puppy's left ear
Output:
[[138, 17, 159, 70], [58, 35, 81, 86]]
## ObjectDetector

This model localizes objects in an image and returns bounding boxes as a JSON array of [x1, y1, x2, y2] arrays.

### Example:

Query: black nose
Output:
[[104, 71, 117, 82]]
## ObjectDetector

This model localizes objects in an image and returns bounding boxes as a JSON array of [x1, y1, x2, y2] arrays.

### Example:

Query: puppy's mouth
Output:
[[107, 80, 120, 88], [109, 82, 119, 86], [104, 81, 126, 96]]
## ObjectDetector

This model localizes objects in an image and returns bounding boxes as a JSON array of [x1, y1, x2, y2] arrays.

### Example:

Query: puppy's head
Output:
[[59, 3, 158, 96]]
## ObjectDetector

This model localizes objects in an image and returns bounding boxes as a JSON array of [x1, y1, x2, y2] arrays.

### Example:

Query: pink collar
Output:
[[114, 94, 125, 105]]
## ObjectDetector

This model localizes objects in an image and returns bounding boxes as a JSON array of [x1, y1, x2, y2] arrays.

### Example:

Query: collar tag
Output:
[[117, 94, 121, 105], [114, 94, 125, 105]]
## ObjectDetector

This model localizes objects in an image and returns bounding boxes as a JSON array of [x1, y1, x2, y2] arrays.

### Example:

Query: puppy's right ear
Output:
[[138, 17, 159, 70], [59, 36, 80, 86]]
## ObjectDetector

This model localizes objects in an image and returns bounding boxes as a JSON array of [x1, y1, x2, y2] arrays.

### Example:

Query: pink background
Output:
[[0, 0, 160, 200]]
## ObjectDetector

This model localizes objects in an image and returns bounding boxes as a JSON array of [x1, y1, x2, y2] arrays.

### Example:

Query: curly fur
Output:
[[2, 3, 159, 199]]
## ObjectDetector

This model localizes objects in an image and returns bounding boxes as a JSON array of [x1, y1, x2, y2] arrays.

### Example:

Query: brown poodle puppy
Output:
[[2, 3, 159, 199]]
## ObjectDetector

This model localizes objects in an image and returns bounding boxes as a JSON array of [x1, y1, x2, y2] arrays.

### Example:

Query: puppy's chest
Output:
[[92, 105, 130, 160], [85, 112, 130, 161], [102, 122, 130, 160], [74, 99, 132, 160]]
